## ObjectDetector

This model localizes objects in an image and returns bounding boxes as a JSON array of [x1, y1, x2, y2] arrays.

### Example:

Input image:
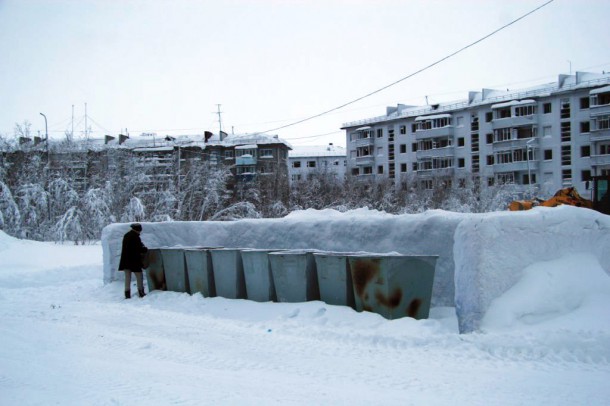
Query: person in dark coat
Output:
[[118, 223, 148, 299]]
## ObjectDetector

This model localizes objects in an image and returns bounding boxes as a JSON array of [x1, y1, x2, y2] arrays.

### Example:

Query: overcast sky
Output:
[[1, 0, 609, 147]]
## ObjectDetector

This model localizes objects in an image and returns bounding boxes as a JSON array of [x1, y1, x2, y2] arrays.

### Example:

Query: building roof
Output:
[[342, 71, 610, 129], [289, 144, 346, 158]]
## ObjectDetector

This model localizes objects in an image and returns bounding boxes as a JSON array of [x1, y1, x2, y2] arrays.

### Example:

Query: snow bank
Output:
[[455, 206, 610, 333], [102, 209, 466, 307], [101, 206, 610, 333]]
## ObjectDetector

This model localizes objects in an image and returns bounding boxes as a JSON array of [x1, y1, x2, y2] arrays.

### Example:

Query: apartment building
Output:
[[342, 72, 610, 196], [288, 143, 347, 183]]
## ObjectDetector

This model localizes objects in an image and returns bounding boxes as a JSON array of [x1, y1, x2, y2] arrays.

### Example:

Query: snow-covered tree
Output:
[[121, 196, 146, 223], [16, 183, 49, 239], [53, 206, 85, 244], [0, 181, 20, 234]]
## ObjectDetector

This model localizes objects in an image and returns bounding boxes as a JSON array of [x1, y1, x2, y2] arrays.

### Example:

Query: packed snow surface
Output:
[[2, 218, 610, 404]]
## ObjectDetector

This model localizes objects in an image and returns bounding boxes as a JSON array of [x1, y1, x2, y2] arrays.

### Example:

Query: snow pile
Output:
[[2, 227, 610, 404], [102, 206, 610, 333], [455, 206, 610, 332]]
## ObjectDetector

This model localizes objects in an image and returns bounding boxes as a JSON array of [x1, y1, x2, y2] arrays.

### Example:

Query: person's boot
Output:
[[138, 289, 146, 298], [125, 291, 131, 299]]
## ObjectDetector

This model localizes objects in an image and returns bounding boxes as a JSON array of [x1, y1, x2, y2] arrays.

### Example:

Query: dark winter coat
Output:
[[118, 230, 148, 272]]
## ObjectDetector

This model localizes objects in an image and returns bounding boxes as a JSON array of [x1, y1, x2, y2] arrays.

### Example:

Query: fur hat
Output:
[[130, 223, 142, 232]]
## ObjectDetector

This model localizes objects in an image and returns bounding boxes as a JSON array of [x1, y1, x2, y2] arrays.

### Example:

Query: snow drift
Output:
[[102, 206, 610, 333]]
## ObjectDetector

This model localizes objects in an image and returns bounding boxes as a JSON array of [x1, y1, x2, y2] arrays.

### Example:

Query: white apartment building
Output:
[[288, 143, 347, 183], [342, 72, 610, 197]]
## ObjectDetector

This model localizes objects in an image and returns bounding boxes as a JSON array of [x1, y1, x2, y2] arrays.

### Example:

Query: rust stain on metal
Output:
[[407, 298, 422, 318], [351, 259, 380, 297], [375, 288, 403, 309]]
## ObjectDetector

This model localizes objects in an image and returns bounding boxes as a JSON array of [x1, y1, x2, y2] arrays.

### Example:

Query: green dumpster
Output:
[[210, 249, 247, 299], [268, 250, 320, 303], [240, 249, 281, 302], [161, 248, 190, 293], [144, 248, 167, 292], [348, 254, 437, 320], [313, 252, 356, 308], [184, 247, 220, 297]]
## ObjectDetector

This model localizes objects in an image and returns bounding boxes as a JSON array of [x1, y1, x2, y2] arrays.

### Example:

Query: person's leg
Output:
[[124, 270, 132, 299], [135, 272, 145, 297]]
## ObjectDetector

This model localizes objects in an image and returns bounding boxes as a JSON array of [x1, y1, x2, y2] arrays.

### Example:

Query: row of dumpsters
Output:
[[144, 247, 438, 320]]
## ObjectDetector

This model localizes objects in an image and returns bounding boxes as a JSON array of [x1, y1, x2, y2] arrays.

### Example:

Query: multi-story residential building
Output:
[[288, 143, 347, 183], [342, 72, 610, 196], [6, 131, 292, 191]]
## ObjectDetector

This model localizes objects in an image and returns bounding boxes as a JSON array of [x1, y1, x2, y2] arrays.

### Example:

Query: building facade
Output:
[[342, 72, 610, 197], [288, 143, 347, 183]]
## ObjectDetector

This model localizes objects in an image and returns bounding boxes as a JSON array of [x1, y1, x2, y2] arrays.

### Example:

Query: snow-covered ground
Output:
[[1, 230, 610, 405]]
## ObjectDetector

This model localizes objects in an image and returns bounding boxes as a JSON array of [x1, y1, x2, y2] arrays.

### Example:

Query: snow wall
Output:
[[101, 206, 610, 333]]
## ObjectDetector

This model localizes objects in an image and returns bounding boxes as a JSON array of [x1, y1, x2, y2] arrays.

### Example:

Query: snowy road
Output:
[[1, 236, 609, 405]]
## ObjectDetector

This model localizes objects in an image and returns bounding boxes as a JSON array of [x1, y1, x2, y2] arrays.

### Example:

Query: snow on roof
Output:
[[235, 144, 258, 150], [491, 99, 537, 109], [354, 126, 372, 131], [289, 144, 346, 158], [414, 113, 452, 121], [590, 85, 610, 95], [132, 146, 174, 152], [219, 133, 292, 149]]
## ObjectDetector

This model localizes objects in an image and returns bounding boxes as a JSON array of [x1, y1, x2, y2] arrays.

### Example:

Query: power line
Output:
[[256, 0, 555, 135]]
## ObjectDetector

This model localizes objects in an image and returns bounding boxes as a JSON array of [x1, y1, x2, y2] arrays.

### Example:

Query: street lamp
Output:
[[39, 112, 48, 141], [526, 138, 536, 196]]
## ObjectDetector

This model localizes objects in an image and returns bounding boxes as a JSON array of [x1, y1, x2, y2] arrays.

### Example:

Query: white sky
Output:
[[1, 0, 609, 147]]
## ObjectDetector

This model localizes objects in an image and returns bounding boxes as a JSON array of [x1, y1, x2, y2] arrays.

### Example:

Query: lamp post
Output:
[[526, 138, 536, 196]]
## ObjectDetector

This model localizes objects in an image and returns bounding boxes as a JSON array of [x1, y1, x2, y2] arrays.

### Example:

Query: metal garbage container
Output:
[[313, 252, 356, 308], [210, 248, 247, 299], [268, 250, 320, 303], [145, 248, 167, 292], [240, 249, 281, 302], [161, 248, 190, 293], [184, 247, 220, 297], [348, 254, 437, 320]]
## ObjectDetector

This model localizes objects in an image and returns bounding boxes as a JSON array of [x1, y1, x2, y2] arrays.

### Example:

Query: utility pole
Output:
[[216, 104, 223, 140]]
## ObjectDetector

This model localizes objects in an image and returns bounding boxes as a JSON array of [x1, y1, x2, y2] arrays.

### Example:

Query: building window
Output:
[[561, 122, 571, 142], [291, 174, 301, 182], [412, 143, 417, 152], [485, 112, 493, 122], [458, 137, 465, 147], [581, 170, 592, 182], [292, 161, 301, 168], [400, 163, 407, 172], [471, 134, 479, 153], [377, 165, 384, 174], [560, 98, 571, 119], [411, 123, 417, 133], [356, 146, 372, 157], [412, 162, 418, 171], [487, 177, 495, 186], [486, 133, 493, 144], [399, 125, 406, 135], [471, 114, 479, 131], [561, 145, 571, 166], [376, 128, 383, 138], [581, 145, 591, 157], [351, 168, 359, 176], [544, 149, 553, 160], [543, 126, 552, 137], [523, 173, 536, 185], [595, 115, 610, 131], [363, 166, 373, 175], [562, 169, 572, 182], [458, 158, 465, 168], [224, 150, 234, 159], [259, 149, 273, 158], [580, 121, 590, 134], [416, 116, 452, 131], [515, 105, 537, 116], [600, 144, 610, 155], [307, 161, 316, 168], [495, 107, 511, 119], [486, 155, 494, 165], [580, 97, 590, 109], [400, 144, 407, 153], [542, 102, 551, 114]]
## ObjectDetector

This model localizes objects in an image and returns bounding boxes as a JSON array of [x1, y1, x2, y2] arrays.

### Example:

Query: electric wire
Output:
[[255, 0, 555, 135]]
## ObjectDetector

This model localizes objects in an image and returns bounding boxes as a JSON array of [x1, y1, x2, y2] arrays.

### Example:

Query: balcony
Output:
[[416, 147, 455, 159], [355, 155, 375, 166], [492, 115, 538, 130], [492, 137, 537, 150], [353, 137, 375, 147], [589, 154, 610, 166], [415, 167, 455, 178], [493, 160, 539, 172], [236, 155, 257, 166], [415, 126, 454, 140]]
